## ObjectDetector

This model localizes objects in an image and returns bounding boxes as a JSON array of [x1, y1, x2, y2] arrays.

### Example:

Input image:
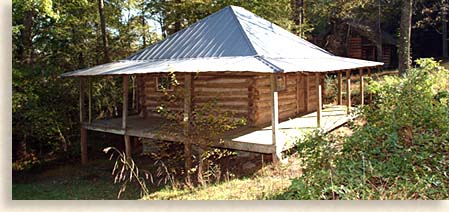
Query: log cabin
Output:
[[61, 6, 383, 167], [347, 30, 397, 68]]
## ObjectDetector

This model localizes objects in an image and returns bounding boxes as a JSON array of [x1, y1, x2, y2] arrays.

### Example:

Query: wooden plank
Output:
[[316, 73, 322, 127], [368, 68, 372, 103], [270, 73, 281, 164], [184, 140, 192, 172], [248, 77, 256, 125], [183, 73, 193, 171], [346, 70, 351, 115], [79, 77, 87, 165], [124, 135, 131, 159], [79, 77, 85, 123], [296, 73, 299, 114], [88, 77, 92, 124], [359, 68, 364, 106], [81, 127, 87, 165], [122, 76, 129, 129], [183, 73, 192, 134], [337, 71, 342, 105], [304, 73, 309, 112]]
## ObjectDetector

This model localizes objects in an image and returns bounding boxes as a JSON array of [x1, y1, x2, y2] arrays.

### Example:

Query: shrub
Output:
[[282, 58, 449, 200]]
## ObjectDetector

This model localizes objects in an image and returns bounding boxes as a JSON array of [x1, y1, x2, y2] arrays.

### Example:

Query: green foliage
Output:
[[282, 58, 449, 199], [12, 66, 79, 163]]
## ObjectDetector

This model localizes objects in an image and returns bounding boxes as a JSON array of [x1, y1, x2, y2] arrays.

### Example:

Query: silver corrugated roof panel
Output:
[[62, 5, 382, 77]]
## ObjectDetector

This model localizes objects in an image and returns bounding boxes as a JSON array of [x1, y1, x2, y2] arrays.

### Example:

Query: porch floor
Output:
[[221, 105, 354, 153], [83, 105, 354, 154]]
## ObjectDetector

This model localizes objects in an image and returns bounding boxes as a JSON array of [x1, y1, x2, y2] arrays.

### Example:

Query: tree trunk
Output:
[[141, 11, 147, 48], [377, 0, 383, 62], [443, 0, 448, 58], [98, 0, 110, 63], [22, 10, 34, 65], [291, 0, 304, 37], [398, 0, 413, 75]]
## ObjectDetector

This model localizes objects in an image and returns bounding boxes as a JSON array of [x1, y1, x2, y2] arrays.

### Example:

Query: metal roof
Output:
[[62, 5, 382, 77]]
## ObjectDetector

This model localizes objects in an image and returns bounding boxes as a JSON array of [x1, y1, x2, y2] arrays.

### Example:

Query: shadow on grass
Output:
[[12, 131, 269, 200]]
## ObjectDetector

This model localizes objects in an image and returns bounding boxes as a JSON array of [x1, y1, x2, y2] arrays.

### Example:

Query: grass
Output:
[[143, 125, 354, 200], [143, 158, 303, 200], [12, 159, 143, 200]]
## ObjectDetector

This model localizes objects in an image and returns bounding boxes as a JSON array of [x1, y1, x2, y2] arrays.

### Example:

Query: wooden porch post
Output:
[[346, 70, 351, 115], [304, 73, 309, 112], [88, 77, 92, 124], [296, 72, 300, 114], [316, 73, 322, 127], [359, 68, 364, 106], [337, 71, 342, 105], [270, 73, 281, 164], [122, 76, 131, 159], [368, 68, 372, 103], [183, 73, 193, 171], [79, 77, 88, 165]]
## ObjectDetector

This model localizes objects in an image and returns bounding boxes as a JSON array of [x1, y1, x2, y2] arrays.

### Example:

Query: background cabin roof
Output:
[[62, 5, 382, 77]]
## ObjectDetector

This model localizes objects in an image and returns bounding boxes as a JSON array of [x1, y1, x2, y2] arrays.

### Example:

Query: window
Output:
[[276, 75, 286, 91], [156, 76, 174, 91]]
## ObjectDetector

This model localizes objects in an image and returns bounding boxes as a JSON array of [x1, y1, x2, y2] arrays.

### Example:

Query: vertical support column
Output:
[[79, 77, 88, 165], [296, 73, 300, 114], [316, 73, 322, 127], [304, 73, 309, 112], [88, 77, 92, 124], [122, 76, 131, 159], [122, 76, 129, 129], [183, 73, 193, 171], [359, 68, 364, 106], [346, 70, 351, 115], [368, 68, 372, 104], [337, 71, 343, 105], [270, 73, 281, 164]]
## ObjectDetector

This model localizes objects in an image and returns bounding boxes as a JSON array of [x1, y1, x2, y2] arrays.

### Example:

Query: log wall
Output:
[[140, 73, 251, 123], [139, 72, 324, 127], [251, 73, 324, 126]]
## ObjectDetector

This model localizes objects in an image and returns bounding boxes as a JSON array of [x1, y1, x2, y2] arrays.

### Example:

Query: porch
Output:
[[78, 68, 372, 166], [83, 104, 354, 155]]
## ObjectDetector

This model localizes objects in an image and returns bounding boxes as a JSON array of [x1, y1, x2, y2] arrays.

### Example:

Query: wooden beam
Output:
[[337, 71, 342, 105], [183, 73, 193, 171], [346, 70, 351, 115], [79, 77, 87, 165], [296, 73, 299, 114], [270, 74, 281, 164], [81, 127, 87, 165], [124, 135, 131, 159], [320, 74, 325, 105], [183, 73, 192, 133], [122, 76, 131, 159], [368, 68, 372, 103], [122, 76, 129, 129], [359, 68, 364, 106], [316, 73, 322, 127], [304, 73, 309, 112], [79, 77, 86, 123], [88, 77, 92, 124], [184, 140, 192, 173]]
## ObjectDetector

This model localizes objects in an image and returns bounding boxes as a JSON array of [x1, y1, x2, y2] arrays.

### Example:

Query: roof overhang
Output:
[[60, 56, 383, 77]]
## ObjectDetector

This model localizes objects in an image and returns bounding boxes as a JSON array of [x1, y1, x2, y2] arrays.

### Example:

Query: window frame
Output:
[[156, 76, 174, 92]]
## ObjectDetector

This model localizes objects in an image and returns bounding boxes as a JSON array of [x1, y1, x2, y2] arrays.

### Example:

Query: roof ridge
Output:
[[228, 6, 258, 56], [126, 6, 231, 60]]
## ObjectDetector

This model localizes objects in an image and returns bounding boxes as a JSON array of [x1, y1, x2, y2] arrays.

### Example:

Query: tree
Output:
[[442, 0, 448, 58], [98, 0, 110, 63], [399, 0, 413, 75], [291, 0, 305, 37]]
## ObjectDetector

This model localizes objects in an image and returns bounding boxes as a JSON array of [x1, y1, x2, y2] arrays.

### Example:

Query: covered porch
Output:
[[78, 67, 373, 166]]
